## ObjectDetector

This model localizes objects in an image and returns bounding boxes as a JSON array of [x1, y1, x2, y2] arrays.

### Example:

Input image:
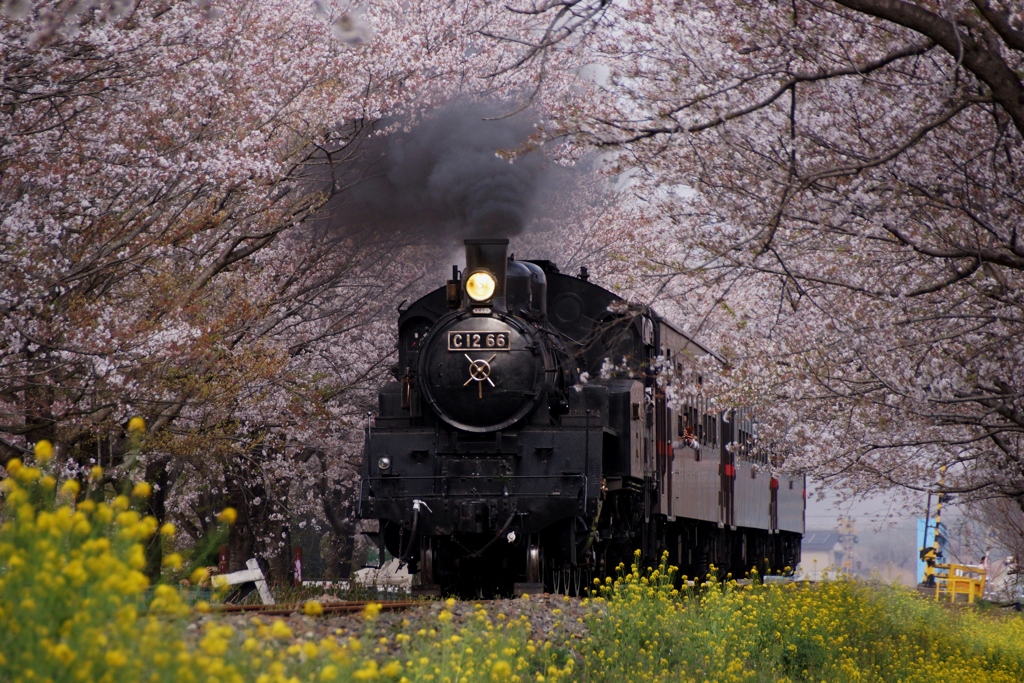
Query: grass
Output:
[[2, 459, 1023, 682]]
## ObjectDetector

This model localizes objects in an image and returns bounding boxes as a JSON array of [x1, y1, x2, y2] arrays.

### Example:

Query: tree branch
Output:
[[970, 0, 1024, 52], [832, 0, 1024, 136]]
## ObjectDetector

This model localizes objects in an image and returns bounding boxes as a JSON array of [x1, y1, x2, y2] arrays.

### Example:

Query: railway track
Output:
[[207, 600, 422, 617]]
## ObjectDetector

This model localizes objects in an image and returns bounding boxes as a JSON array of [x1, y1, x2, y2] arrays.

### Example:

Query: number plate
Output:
[[448, 331, 511, 351]]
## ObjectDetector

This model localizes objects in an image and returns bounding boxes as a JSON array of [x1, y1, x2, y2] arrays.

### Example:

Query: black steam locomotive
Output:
[[358, 239, 803, 596]]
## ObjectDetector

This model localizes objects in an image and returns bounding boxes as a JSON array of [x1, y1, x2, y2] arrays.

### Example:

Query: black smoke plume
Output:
[[315, 100, 556, 243]]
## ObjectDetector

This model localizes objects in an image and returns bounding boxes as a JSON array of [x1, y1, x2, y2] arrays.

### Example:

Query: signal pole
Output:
[[920, 465, 947, 587], [838, 517, 857, 574]]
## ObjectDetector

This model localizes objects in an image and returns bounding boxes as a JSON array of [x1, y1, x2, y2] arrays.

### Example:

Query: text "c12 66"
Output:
[[448, 331, 510, 351]]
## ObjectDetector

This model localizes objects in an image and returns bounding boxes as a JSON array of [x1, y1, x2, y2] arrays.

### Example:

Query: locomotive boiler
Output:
[[358, 238, 803, 596]]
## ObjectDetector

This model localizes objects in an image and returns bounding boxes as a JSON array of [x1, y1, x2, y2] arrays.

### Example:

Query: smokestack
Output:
[[464, 238, 508, 312]]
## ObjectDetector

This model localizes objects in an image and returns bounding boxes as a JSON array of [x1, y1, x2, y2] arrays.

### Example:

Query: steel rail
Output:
[[205, 600, 423, 616]]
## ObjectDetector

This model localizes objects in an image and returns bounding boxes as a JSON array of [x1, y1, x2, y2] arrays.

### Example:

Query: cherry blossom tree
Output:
[[489, 1, 1024, 514], [0, 0, 584, 578]]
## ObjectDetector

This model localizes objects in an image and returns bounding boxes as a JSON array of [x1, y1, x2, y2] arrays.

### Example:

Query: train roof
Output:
[[651, 312, 724, 364]]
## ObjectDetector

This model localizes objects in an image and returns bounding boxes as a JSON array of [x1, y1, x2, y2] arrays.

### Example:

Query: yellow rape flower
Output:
[[59, 479, 80, 498], [90, 465, 103, 480], [217, 507, 238, 525], [363, 602, 382, 620], [270, 620, 293, 640], [93, 503, 114, 524], [116, 510, 141, 527], [52, 643, 75, 665], [15, 466, 41, 483], [104, 650, 128, 667], [128, 416, 146, 433], [34, 439, 54, 463], [131, 481, 152, 498], [304, 600, 324, 616], [160, 522, 176, 537], [353, 660, 379, 680], [128, 544, 146, 569]]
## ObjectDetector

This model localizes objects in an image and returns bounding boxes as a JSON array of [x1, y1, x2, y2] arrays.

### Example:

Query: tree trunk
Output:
[[143, 457, 169, 582]]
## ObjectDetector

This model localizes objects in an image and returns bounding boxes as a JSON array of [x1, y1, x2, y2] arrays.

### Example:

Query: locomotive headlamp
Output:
[[465, 271, 496, 302], [377, 456, 391, 471]]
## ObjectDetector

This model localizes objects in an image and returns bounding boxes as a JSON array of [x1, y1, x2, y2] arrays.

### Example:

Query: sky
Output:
[[806, 481, 926, 531]]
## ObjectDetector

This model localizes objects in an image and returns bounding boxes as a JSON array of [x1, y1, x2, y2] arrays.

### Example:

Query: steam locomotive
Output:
[[358, 239, 803, 596]]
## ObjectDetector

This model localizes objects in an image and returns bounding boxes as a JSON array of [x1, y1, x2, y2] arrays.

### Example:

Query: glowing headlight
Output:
[[465, 272, 496, 302]]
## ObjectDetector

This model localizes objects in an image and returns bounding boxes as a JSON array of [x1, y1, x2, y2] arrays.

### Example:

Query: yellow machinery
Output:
[[934, 562, 987, 603]]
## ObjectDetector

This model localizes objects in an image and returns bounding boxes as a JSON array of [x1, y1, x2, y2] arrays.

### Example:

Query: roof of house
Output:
[[802, 530, 841, 552]]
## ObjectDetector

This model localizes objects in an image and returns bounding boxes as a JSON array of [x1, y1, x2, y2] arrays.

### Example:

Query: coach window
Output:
[[704, 413, 718, 447]]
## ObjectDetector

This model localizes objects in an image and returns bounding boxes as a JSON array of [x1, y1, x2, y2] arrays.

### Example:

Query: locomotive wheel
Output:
[[526, 534, 544, 585], [420, 537, 436, 586]]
